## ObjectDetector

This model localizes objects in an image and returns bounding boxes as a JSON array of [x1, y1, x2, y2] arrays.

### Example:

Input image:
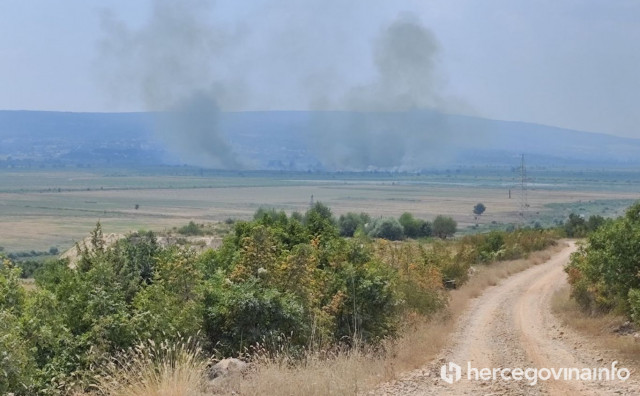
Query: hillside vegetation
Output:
[[0, 203, 558, 395]]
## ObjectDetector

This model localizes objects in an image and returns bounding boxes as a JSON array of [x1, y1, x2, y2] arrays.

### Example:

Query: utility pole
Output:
[[519, 154, 529, 223]]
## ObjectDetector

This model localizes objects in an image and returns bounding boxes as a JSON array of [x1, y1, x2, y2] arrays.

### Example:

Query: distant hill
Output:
[[1, 109, 639, 170]]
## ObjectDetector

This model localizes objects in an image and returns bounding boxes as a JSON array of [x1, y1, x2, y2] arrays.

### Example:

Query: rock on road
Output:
[[372, 242, 640, 395]]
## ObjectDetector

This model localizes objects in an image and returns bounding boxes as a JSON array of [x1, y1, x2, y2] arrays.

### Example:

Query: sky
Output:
[[1, 0, 639, 138]]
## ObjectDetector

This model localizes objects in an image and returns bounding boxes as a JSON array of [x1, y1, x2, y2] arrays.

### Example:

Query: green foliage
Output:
[[177, 221, 204, 236], [0, 204, 561, 394], [338, 212, 371, 237], [398, 212, 431, 239], [459, 228, 558, 265], [0, 259, 26, 314], [368, 218, 405, 241], [433, 215, 457, 239], [566, 202, 640, 318], [254, 207, 289, 226], [304, 202, 337, 237], [473, 203, 486, 216], [0, 310, 35, 394], [204, 278, 307, 355], [563, 213, 606, 237], [204, 207, 401, 351]]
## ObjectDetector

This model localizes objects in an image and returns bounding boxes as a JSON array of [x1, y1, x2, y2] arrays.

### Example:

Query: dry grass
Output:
[[2, 172, 635, 252], [551, 285, 640, 367], [87, 338, 208, 396]]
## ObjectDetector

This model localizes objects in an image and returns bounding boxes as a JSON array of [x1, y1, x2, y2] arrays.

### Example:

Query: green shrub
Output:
[[338, 212, 371, 237], [368, 218, 405, 241], [177, 221, 203, 236], [432, 215, 457, 239], [398, 212, 431, 239], [203, 278, 307, 355], [0, 311, 35, 394], [566, 202, 640, 317]]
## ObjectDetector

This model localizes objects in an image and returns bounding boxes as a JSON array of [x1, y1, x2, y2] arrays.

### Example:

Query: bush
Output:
[[0, 311, 35, 394], [398, 212, 431, 239], [204, 279, 307, 355], [177, 221, 203, 236], [566, 202, 640, 317], [304, 202, 337, 237], [564, 213, 606, 237], [254, 207, 288, 227], [15, 260, 45, 279], [368, 218, 405, 241], [432, 215, 457, 239], [338, 212, 370, 237]]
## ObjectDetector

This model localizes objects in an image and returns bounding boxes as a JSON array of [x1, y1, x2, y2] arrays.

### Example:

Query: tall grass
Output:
[[88, 337, 208, 396], [552, 286, 640, 366]]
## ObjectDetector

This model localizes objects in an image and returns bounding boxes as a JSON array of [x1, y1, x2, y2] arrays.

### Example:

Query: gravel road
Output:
[[372, 242, 640, 395]]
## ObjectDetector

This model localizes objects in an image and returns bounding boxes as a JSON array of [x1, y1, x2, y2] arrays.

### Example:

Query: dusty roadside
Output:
[[372, 242, 640, 395]]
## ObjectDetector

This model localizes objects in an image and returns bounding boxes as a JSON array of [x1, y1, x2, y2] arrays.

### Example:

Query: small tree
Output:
[[399, 212, 431, 238], [339, 212, 371, 237], [304, 202, 337, 236], [473, 203, 486, 225], [398, 212, 419, 238], [368, 218, 405, 241], [433, 215, 457, 239]]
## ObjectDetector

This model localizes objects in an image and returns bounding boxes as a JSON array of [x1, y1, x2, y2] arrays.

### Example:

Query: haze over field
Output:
[[1, 1, 640, 170], [3, 110, 640, 171]]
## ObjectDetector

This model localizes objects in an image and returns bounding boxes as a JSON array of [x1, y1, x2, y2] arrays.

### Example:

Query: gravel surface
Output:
[[370, 243, 640, 395]]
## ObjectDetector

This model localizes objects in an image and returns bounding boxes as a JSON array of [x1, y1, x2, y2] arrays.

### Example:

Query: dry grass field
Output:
[[0, 168, 638, 252]]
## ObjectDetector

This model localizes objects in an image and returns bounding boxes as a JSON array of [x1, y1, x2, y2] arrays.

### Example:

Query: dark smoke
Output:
[[311, 15, 472, 171], [96, 0, 241, 168]]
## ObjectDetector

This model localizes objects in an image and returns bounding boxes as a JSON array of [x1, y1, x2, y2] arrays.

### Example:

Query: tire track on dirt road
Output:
[[372, 242, 640, 395]]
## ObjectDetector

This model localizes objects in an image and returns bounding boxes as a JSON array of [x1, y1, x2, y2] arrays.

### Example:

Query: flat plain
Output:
[[0, 167, 638, 252]]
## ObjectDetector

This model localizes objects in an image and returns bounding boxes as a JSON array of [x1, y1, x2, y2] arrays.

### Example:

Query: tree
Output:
[[432, 215, 457, 239], [473, 203, 486, 216], [398, 212, 419, 238], [473, 203, 486, 225], [398, 212, 431, 238], [564, 213, 587, 237], [566, 202, 640, 316], [177, 221, 203, 236], [304, 202, 337, 236], [338, 212, 370, 237], [368, 218, 404, 241]]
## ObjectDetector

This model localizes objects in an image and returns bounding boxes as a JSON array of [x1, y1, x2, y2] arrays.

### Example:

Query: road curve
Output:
[[372, 242, 640, 395]]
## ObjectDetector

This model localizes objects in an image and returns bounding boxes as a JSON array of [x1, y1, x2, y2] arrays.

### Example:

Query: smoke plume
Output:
[[97, 0, 241, 168], [311, 15, 472, 171]]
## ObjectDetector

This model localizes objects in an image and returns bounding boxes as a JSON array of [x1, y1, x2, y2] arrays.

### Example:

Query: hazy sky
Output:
[[1, 0, 639, 138]]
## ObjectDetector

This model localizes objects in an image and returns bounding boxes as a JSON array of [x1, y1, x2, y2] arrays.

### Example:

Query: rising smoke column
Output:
[[97, 0, 242, 169], [311, 15, 470, 171]]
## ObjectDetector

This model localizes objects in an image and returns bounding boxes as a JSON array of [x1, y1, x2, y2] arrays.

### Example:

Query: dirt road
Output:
[[373, 242, 640, 395]]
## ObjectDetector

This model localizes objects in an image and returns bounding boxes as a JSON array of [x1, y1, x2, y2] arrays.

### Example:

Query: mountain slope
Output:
[[1, 110, 639, 169]]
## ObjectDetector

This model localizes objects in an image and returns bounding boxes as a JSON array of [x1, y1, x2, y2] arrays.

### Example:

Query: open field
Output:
[[0, 167, 638, 252]]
